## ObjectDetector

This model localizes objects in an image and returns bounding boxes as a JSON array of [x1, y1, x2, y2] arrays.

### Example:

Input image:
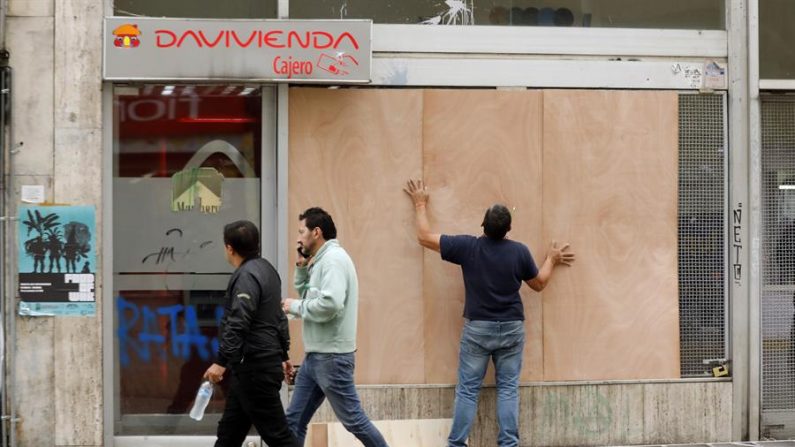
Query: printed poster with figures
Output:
[[18, 206, 96, 316]]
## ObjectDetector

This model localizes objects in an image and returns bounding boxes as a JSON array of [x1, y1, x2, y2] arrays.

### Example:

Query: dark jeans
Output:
[[286, 352, 388, 447], [215, 358, 298, 447]]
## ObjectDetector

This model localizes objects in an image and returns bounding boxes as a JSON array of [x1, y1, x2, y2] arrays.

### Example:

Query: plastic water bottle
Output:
[[189, 381, 214, 421]]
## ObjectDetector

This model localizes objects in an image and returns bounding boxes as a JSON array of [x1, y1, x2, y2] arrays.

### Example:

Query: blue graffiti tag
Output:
[[117, 296, 222, 367]]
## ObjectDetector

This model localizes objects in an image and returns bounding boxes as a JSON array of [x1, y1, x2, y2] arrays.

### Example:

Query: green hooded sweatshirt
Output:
[[288, 239, 358, 353]]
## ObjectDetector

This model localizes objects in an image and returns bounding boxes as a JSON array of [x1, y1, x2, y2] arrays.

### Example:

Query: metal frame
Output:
[[262, 87, 279, 264], [102, 83, 280, 446], [102, 83, 114, 447], [369, 13, 728, 90], [725, 90, 734, 372], [276, 84, 289, 299], [675, 90, 731, 379], [752, 94, 795, 438], [749, 0, 762, 440], [371, 56, 728, 89], [759, 80, 795, 90], [727, 0, 752, 440], [1, 64, 16, 447], [102, 1, 115, 444]]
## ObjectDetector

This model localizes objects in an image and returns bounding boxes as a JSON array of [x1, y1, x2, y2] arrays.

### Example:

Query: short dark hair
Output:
[[481, 204, 512, 240], [299, 207, 337, 240], [223, 220, 260, 259]]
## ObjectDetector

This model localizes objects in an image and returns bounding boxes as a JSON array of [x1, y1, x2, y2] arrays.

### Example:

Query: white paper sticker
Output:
[[21, 185, 45, 204], [704, 61, 727, 90]]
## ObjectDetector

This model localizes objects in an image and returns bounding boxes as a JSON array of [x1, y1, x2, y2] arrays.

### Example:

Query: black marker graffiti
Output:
[[141, 228, 214, 265], [732, 203, 742, 284]]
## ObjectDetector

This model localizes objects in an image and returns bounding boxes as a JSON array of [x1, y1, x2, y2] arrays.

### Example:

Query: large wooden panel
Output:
[[288, 88, 425, 384], [422, 90, 544, 384], [309, 419, 452, 447], [541, 90, 680, 380]]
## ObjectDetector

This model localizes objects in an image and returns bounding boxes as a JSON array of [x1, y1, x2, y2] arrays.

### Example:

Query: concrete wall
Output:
[[299, 381, 733, 447], [7, 0, 104, 445]]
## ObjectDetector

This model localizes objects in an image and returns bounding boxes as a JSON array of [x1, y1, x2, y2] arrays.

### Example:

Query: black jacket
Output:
[[217, 257, 290, 367]]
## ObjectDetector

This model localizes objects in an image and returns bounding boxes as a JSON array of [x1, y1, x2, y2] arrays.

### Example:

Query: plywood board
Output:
[[541, 90, 681, 380], [309, 419, 452, 447], [288, 88, 425, 384], [307, 423, 328, 447], [422, 90, 544, 384]]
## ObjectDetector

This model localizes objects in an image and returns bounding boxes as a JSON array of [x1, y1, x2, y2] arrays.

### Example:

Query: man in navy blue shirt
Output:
[[404, 179, 574, 447]]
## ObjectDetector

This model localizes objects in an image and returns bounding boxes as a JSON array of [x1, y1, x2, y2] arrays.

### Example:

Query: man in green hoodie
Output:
[[281, 207, 388, 447]]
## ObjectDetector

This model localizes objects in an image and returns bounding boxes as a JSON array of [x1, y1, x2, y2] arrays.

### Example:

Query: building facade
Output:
[[1, 0, 790, 446]]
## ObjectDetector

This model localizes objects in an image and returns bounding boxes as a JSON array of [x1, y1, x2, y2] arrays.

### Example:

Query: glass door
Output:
[[111, 84, 274, 437]]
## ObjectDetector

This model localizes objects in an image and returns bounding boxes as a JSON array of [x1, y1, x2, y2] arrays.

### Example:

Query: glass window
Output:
[[290, 0, 724, 29], [114, 0, 276, 19], [113, 85, 264, 435], [760, 0, 795, 79]]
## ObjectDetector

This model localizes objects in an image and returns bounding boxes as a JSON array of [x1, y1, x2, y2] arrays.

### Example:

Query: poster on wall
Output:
[[18, 206, 96, 317]]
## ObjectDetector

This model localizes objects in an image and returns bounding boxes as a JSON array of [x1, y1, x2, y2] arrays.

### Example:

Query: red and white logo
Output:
[[113, 24, 141, 48], [316, 53, 359, 76]]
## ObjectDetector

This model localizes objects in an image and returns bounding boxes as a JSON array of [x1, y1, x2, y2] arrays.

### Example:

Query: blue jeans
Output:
[[448, 320, 525, 447], [286, 352, 388, 447]]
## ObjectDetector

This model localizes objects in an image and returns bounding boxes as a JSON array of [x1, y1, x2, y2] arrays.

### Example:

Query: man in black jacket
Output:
[[204, 220, 298, 447]]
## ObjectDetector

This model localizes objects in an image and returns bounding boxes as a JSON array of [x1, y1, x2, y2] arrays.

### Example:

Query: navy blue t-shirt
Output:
[[440, 235, 539, 321]]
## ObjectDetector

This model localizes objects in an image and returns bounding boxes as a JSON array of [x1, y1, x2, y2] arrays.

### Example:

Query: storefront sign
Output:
[[18, 206, 96, 317], [104, 18, 371, 83]]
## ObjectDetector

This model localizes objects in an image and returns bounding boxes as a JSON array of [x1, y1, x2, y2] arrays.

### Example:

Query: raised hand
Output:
[[547, 240, 575, 266], [403, 179, 429, 207]]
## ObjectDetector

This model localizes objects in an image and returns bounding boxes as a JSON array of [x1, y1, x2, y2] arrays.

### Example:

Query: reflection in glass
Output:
[[290, 0, 724, 29], [113, 85, 263, 435]]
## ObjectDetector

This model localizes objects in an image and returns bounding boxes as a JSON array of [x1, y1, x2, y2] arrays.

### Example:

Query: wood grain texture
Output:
[[541, 90, 680, 380], [422, 90, 544, 384], [288, 88, 425, 384], [288, 88, 681, 384], [323, 419, 452, 447], [308, 423, 328, 447]]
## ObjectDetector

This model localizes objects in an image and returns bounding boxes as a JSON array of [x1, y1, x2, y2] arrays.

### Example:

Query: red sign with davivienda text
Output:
[[153, 29, 360, 50], [104, 18, 371, 83]]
